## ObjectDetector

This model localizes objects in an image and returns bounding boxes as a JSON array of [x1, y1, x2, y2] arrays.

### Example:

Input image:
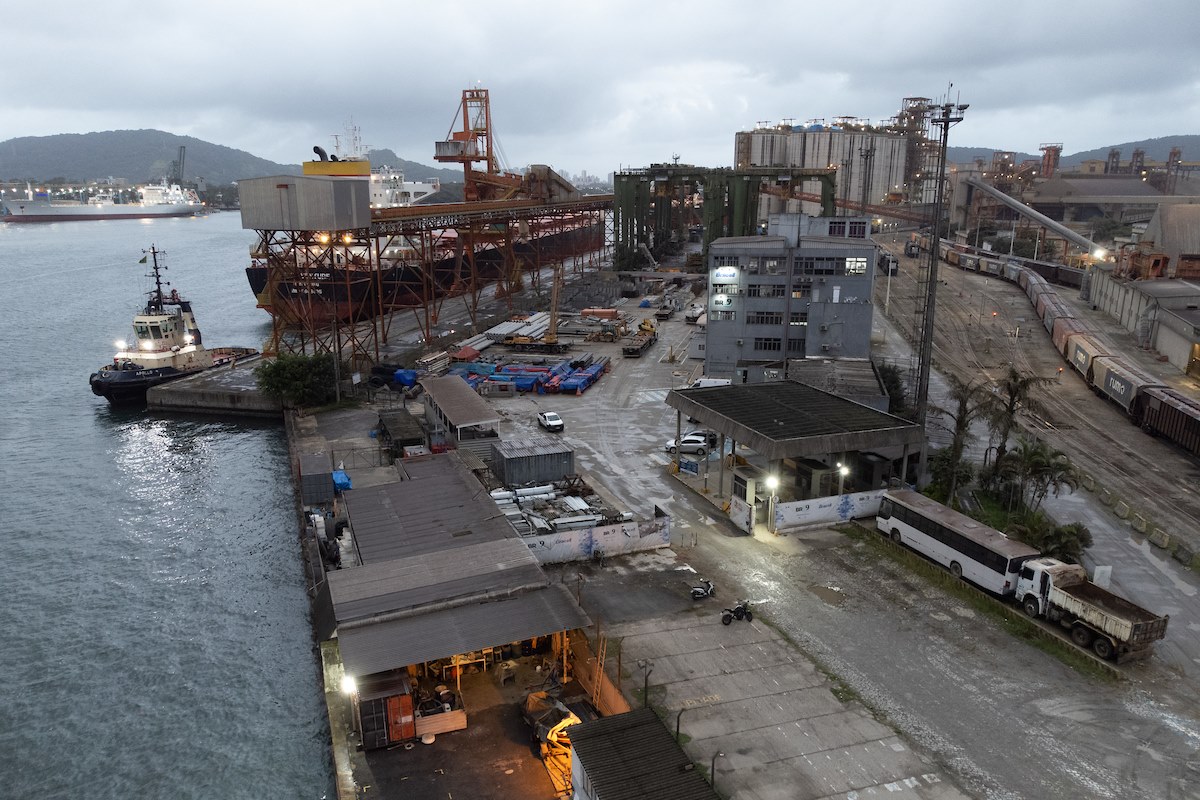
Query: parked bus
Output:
[[876, 490, 1040, 596]]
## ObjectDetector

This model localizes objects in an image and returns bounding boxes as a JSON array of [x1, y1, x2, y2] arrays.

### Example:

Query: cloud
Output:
[[2, 0, 1196, 175]]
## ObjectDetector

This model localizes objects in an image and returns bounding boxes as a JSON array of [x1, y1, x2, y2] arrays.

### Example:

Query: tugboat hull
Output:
[[89, 366, 196, 405]]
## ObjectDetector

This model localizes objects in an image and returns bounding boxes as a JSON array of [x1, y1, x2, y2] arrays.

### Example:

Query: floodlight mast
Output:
[[914, 101, 966, 482]]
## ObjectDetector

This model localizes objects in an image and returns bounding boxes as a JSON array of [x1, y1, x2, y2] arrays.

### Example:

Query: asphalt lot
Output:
[[484, 307, 1200, 800]]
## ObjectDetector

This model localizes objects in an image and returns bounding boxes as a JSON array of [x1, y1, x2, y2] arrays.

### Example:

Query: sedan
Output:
[[537, 411, 564, 432], [664, 432, 714, 455]]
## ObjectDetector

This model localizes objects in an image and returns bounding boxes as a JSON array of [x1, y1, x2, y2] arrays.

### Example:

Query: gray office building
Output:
[[704, 213, 878, 383]]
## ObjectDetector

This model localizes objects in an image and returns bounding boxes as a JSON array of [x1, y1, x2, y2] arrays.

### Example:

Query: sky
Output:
[[5, 0, 1197, 176]]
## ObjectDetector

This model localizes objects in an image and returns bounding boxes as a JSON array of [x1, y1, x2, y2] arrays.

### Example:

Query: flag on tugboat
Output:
[[138, 255, 148, 263]]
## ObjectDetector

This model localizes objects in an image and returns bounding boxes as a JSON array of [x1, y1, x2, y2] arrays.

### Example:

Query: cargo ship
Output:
[[2, 180, 202, 223], [244, 214, 603, 325]]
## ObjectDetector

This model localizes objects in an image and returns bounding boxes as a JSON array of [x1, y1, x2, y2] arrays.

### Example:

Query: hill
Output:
[[0, 130, 461, 185], [949, 135, 1199, 168]]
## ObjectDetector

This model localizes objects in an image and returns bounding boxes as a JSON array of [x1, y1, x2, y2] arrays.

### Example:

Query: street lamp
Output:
[[837, 463, 850, 495], [710, 751, 726, 790]]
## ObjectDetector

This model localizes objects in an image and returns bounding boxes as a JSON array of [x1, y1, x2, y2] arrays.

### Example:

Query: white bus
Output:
[[876, 490, 1040, 596]]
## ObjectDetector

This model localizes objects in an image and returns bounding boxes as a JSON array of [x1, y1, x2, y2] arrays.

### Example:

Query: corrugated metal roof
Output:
[[1035, 176, 1163, 199], [421, 375, 500, 428], [666, 379, 922, 461], [571, 708, 720, 800], [346, 453, 516, 562], [337, 584, 591, 677], [786, 358, 883, 398], [1144, 204, 1200, 259], [492, 435, 573, 459], [328, 537, 543, 623]]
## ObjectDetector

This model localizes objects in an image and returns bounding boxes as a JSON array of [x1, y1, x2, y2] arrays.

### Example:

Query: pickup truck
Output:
[[1016, 557, 1169, 662]]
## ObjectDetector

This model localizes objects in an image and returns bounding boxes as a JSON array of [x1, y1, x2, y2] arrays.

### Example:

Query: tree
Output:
[[930, 375, 989, 507], [982, 367, 1052, 484], [254, 354, 337, 408], [1028, 445, 1078, 512], [1007, 513, 1093, 564], [877, 362, 908, 414]]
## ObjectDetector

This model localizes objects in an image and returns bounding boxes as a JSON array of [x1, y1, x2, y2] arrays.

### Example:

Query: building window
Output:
[[764, 258, 783, 275], [845, 257, 867, 275], [746, 256, 761, 274], [711, 283, 740, 296], [714, 255, 740, 267], [791, 283, 811, 300], [747, 284, 785, 298], [828, 220, 847, 237], [710, 310, 736, 321], [753, 337, 782, 351], [789, 312, 808, 326], [799, 258, 837, 275], [747, 311, 783, 325], [848, 221, 867, 238], [787, 338, 805, 352]]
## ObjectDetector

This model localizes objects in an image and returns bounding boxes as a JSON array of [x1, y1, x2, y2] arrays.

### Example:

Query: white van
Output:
[[689, 377, 732, 389]]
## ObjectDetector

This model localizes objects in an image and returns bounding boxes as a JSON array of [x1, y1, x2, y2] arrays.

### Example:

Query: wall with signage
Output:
[[773, 490, 885, 529], [522, 516, 672, 564]]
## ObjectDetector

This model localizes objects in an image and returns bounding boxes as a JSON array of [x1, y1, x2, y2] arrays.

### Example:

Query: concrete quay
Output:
[[147, 355, 282, 416]]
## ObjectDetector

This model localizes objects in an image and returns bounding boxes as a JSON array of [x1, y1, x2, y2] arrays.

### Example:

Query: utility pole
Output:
[[914, 101, 968, 482]]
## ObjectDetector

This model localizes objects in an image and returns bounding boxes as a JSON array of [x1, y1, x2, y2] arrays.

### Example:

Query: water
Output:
[[0, 214, 333, 798]]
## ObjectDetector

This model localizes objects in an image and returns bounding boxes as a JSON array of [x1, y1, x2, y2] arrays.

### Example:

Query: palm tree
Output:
[[931, 375, 989, 507], [996, 437, 1044, 510], [982, 367, 1052, 483], [1028, 446, 1078, 512], [1008, 514, 1093, 563]]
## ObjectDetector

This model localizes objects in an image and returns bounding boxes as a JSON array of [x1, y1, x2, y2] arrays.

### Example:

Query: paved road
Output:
[[487, 304, 1200, 799]]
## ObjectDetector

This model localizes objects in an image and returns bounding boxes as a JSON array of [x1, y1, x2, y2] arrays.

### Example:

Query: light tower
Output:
[[914, 100, 968, 481]]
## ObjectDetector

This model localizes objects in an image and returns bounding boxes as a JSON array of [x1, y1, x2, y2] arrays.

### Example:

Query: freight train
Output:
[[912, 235, 1200, 459]]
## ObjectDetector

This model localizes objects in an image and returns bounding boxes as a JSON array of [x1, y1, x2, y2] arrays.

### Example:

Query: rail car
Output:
[[907, 233, 1200, 458]]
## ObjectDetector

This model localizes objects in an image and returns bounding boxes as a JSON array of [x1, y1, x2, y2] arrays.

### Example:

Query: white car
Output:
[[664, 431, 714, 455], [537, 411, 564, 432]]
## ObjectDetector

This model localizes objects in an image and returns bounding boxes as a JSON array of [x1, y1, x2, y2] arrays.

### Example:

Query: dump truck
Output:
[[1015, 557, 1169, 662]]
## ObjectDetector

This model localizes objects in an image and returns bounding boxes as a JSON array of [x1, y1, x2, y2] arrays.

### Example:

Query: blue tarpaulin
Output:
[[332, 470, 352, 492]]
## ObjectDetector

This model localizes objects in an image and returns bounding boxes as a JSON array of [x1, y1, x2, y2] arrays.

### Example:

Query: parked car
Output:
[[537, 411, 564, 432], [664, 431, 715, 455]]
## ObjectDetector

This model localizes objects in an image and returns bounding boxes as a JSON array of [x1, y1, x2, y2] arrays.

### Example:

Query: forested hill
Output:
[[0, 129, 461, 185]]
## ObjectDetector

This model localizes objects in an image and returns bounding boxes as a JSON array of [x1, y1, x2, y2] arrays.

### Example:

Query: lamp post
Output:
[[837, 463, 850, 495], [710, 751, 726, 790], [914, 100, 967, 484]]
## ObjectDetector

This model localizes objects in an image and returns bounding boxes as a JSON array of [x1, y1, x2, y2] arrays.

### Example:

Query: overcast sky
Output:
[[5, 0, 1197, 175]]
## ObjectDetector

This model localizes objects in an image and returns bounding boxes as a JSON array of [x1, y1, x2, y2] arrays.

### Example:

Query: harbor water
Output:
[[0, 213, 333, 798]]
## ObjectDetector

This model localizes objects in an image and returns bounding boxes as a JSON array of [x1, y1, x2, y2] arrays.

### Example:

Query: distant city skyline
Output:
[[3, 1, 1196, 178]]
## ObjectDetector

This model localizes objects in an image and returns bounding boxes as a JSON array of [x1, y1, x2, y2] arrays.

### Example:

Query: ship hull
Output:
[[89, 348, 258, 405], [247, 221, 603, 326], [3, 204, 201, 223]]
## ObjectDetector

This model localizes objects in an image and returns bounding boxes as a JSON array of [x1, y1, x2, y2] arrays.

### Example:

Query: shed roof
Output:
[[420, 374, 500, 428], [337, 584, 590, 677], [1143, 204, 1200, 258], [327, 537, 543, 624], [344, 453, 515, 563], [665, 379, 922, 461], [1035, 176, 1163, 199], [786, 358, 884, 399], [492, 435, 574, 460], [570, 708, 720, 800], [376, 409, 424, 446]]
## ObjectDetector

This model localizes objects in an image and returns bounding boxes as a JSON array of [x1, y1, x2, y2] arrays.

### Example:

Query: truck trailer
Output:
[[1016, 557, 1169, 662]]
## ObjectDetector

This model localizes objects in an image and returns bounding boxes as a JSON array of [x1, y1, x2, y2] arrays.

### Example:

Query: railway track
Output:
[[877, 241, 1200, 535]]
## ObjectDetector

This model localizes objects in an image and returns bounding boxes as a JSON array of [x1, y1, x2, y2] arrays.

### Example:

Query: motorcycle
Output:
[[690, 578, 716, 601], [721, 600, 752, 625]]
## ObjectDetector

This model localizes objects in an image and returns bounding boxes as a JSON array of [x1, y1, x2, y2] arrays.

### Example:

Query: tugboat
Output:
[[89, 245, 253, 405]]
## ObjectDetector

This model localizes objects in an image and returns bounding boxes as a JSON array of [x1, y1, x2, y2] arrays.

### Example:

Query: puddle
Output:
[[810, 585, 846, 606]]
